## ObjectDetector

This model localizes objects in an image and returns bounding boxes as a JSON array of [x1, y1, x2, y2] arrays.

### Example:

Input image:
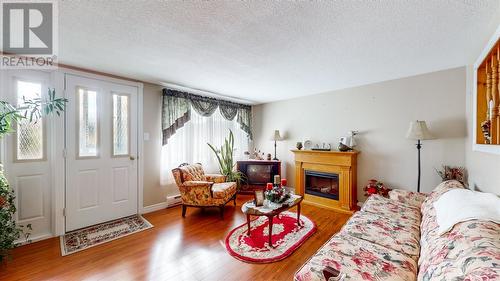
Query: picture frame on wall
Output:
[[254, 190, 264, 206]]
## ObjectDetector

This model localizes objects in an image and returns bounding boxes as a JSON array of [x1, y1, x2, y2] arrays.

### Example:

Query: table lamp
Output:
[[272, 130, 282, 160]]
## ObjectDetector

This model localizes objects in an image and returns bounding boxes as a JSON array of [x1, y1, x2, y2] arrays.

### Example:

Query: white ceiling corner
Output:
[[59, 0, 500, 104]]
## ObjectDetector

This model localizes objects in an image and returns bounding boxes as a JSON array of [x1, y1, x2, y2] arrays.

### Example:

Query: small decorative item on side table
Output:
[[254, 190, 264, 206], [296, 142, 303, 150], [303, 140, 312, 150], [364, 179, 390, 197]]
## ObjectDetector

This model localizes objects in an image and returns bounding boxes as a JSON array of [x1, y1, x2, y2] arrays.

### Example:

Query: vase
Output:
[[296, 142, 303, 150]]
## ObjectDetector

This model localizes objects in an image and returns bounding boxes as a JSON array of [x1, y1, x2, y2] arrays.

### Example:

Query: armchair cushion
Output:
[[212, 182, 237, 200], [205, 174, 226, 183], [179, 163, 205, 181]]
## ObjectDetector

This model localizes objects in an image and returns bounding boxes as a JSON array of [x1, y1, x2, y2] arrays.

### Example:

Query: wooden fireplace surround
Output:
[[292, 150, 359, 214]]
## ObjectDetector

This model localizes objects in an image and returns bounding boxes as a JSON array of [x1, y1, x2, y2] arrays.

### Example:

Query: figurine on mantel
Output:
[[312, 143, 332, 151], [338, 130, 358, 152]]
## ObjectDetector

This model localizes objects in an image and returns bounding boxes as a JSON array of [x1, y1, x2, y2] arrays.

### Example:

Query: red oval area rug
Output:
[[225, 211, 316, 263]]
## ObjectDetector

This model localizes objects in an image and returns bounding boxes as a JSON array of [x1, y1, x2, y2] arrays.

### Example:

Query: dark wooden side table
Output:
[[241, 195, 303, 248]]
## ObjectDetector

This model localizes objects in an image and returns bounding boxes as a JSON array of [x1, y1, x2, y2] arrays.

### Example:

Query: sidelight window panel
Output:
[[112, 94, 129, 156], [15, 80, 44, 161], [77, 88, 99, 158]]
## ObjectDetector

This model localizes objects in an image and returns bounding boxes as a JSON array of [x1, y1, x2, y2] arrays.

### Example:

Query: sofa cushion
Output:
[[341, 212, 420, 260], [211, 182, 236, 200], [418, 220, 500, 281], [294, 233, 418, 281], [418, 180, 500, 280], [362, 195, 421, 227], [420, 180, 465, 257], [389, 189, 427, 209]]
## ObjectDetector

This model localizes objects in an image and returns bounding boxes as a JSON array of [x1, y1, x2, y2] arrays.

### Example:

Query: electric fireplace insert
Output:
[[305, 170, 339, 200]]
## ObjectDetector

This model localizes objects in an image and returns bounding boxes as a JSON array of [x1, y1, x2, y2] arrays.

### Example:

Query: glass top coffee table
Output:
[[241, 194, 303, 248]]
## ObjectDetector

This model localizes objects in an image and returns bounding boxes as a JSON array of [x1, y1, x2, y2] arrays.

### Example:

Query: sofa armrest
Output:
[[205, 174, 226, 183], [389, 189, 427, 208]]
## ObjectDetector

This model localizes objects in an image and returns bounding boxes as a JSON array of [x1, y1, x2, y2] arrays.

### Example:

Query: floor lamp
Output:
[[406, 121, 435, 192]]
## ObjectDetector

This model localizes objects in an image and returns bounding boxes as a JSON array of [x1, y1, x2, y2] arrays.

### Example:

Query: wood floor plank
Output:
[[0, 195, 350, 281]]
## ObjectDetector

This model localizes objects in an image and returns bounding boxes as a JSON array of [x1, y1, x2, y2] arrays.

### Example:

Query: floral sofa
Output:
[[294, 180, 500, 281], [172, 163, 237, 219]]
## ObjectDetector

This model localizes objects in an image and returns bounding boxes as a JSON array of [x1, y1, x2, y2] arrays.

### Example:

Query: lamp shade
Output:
[[272, 130, 282, 141], [406, 120, 435, 140]]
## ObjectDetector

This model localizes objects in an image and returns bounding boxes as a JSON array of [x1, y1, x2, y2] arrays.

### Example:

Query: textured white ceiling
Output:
[[59, 1, 500, 104]]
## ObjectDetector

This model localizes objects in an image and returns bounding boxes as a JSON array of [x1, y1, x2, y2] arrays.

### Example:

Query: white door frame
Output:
[[52, 68, 143, 235]]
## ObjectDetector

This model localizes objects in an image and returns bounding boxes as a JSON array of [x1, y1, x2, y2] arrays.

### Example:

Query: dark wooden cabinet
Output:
[[237, 160, 281, 194]]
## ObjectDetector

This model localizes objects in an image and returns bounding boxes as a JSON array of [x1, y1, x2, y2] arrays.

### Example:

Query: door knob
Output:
[[129, 156, 136, 160]]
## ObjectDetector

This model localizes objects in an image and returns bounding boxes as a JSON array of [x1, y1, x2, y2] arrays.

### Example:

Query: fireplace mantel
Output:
[[292, 150, 359, 214]]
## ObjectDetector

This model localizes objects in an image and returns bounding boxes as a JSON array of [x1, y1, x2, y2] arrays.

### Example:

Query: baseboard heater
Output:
[[166, 195, 182, 208]]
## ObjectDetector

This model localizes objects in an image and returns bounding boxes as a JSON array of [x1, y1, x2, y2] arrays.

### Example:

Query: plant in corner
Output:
[[0, 89, 67, 262], [207, 130, 244, 187]]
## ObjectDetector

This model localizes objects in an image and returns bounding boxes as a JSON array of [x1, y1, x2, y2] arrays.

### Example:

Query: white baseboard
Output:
[[15, 232, 53, 246], [141, 201, 169, 214]]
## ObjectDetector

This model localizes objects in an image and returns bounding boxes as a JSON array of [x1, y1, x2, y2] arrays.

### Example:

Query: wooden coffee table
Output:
[[241, 195, 303, 248]]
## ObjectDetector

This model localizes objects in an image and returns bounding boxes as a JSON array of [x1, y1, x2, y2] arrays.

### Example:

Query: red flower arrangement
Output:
[[363, 179, 390, 197], [435, 166, 467, 186]]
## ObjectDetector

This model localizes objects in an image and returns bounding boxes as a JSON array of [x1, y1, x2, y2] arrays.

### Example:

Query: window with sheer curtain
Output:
[[160, 105, 249, 186]]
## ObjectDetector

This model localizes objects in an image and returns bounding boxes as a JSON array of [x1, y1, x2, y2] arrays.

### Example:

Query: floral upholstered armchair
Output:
[[172, 163, 237, 219]]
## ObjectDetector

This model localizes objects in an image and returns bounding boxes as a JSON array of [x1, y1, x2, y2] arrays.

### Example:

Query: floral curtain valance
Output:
[[162, 89, 252, 145]]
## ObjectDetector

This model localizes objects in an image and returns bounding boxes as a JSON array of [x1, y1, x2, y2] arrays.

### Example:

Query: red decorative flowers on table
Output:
[[364, 179, 390, 197]]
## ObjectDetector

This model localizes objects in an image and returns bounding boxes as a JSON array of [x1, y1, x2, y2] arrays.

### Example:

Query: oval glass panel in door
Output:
[[112, 93, 129, 156]]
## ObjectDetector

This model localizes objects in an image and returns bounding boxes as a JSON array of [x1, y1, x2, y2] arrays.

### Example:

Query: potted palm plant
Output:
[[207, 130, 244, 187], [0, 88, 66, 262]]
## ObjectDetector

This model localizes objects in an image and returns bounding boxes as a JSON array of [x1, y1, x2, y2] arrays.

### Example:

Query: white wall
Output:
[[142, 83, 175, 207], [252, 67, 467, 201]]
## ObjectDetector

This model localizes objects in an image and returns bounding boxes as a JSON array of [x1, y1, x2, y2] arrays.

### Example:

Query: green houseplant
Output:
[[0, 88, 66, 262], [207, 130, 244, 186]]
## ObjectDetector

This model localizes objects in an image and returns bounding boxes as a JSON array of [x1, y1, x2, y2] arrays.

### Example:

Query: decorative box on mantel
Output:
[[292, 150, 359, 214]]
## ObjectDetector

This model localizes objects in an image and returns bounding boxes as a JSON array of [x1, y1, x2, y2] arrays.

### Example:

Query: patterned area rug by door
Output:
[[60, 215, 153, 256], [225, 211, 316, 263]]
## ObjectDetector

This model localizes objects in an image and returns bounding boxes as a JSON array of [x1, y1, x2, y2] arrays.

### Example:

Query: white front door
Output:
[[65, 74, 138, 231]]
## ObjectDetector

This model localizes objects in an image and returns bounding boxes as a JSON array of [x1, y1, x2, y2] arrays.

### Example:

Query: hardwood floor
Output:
[[0, 195, 350, 281]]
